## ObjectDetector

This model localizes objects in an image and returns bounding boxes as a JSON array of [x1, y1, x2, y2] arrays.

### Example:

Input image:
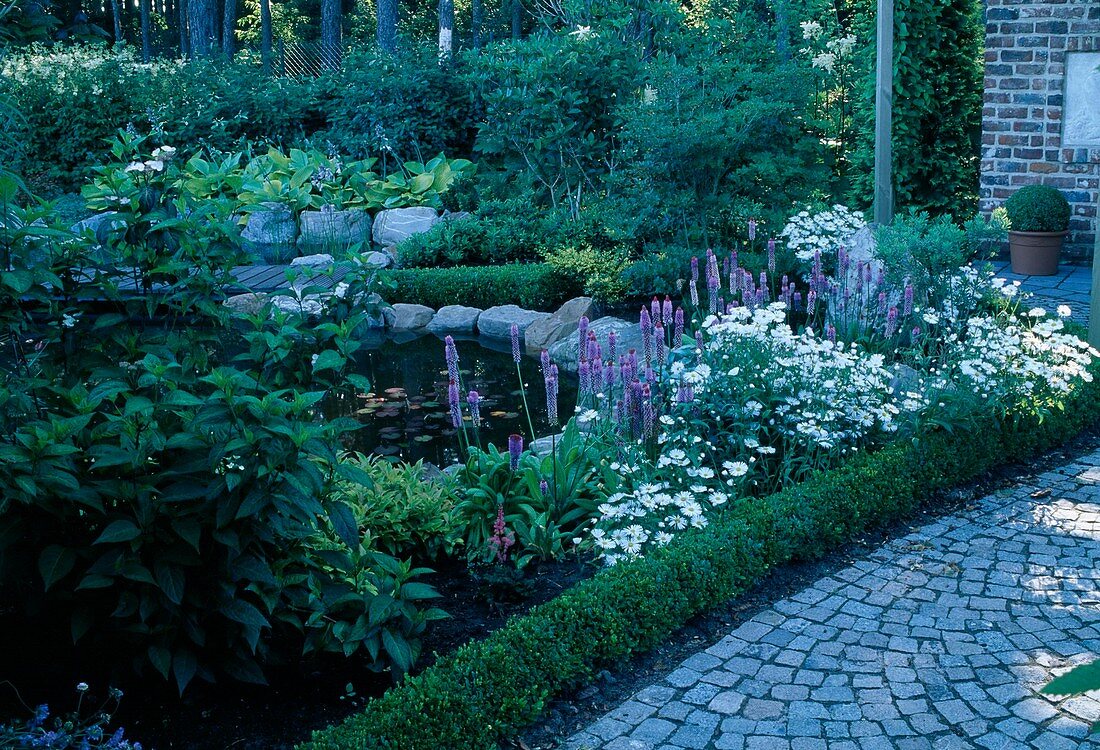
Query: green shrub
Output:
[[330, 456, 459, 561], [543, 244, 633, 303], [382, 264, 581, 310], [300, 361, 1100, 750], [1003, 184, 1072, 233]]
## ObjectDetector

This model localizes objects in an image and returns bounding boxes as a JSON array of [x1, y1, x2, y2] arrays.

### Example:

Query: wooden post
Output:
[[873, 0, 894, 226], [1090, 195, 1100, 348]]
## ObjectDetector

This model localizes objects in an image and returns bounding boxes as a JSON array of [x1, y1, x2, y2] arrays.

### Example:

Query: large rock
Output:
[[548, 316, 644, 372], [290, 253, 335, 268], [298, 208, 372, 249], [242, 205, 297, 249], [224, 292, 268, 316], [477, 305, 551, 340], [71, 212, 126, 241], [525, 296, 595, 354], [372, 207, 440, 247], [390, 303, 435, 330], [364, 250, 393, 268], [426, 305, 482, 333]]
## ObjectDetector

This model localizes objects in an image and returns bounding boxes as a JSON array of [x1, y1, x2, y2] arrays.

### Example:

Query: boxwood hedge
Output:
[[381, 264, 582, 311], [300, 363, 1100, 750]]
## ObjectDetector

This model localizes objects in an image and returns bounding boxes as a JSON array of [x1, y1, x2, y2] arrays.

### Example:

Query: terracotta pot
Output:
[[1008, 230, 1066, 276]]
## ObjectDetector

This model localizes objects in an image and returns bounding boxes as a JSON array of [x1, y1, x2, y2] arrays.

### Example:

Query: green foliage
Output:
[[1043, 661, 1100, 733], [0, 136, 441, 693], [847, 0, 984, 218], [1004, 184, 1072, 233], [301, 360, 1100, 750], [382, 264, 582, 310], [874, 211, 1006, 300], [329, 455, 459, 560], [543, 244, 633, 303], [320, 46, 479, 167]]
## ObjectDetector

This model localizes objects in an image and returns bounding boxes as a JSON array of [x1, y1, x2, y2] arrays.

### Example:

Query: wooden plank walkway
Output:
[[92, 262, 360, 297]]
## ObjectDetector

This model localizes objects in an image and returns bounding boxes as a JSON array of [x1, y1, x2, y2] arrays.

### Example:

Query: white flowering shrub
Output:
[[780, 205, 867, 263]]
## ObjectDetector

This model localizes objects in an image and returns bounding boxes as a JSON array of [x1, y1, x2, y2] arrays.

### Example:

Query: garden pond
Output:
[[329, 332, 578, 466]]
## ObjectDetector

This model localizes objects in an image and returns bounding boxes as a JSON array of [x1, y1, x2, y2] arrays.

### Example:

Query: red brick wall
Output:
[[980, 0, 1100, 261]]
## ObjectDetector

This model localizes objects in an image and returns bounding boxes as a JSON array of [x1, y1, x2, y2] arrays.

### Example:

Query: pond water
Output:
[[327, 332, 578, 466]]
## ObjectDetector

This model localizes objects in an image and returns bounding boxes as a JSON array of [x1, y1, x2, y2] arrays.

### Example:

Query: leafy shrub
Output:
[[382, 264, 582, 310], [300, 359, 1100, 750], [320, 47, 479, 168], [1003, 184, 1071, 233], [329, 456, 459, 560], [0, 137, 441, 692], [395, 217, 493, 268], [543, 244, 633, 303]]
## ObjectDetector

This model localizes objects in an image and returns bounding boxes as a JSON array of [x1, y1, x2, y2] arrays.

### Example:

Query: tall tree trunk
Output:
[[320, 0, 341, 70], [376, 0, 396, 53], [437, 0, 452, 59], [179, 0, 190, 56], [188, 0, 216, 56], [221, 0, 234, 55], [510, 0, 520, 40], [141, 0, 151, 59], [471, 0, 481, 49], [260, 0, 272, 73], [109, 0, 122, 43]]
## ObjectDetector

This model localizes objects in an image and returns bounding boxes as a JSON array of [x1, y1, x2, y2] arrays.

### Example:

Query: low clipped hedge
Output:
[[301, 367, 1100, 750], [381, 264, 582, 311]]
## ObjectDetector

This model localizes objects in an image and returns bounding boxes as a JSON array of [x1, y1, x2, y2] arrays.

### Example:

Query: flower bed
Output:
[[299, 361, 1100, 750]]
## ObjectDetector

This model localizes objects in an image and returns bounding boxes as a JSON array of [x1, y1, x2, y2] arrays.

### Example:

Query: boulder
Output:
[[364, 250, 393, 268], [548, 316, 644, 372], [390, 303, 435, 330], [241, 205, 297, 249], [290, 253, 335, 268], [524, 297, 596, 354], [426, 305, 482, 334], [71, 212, 125, 241], [372, 207, 440, 247], [477, 305, 551, 340], [298, 208, 372, 249], [223, 292, 268, 316]]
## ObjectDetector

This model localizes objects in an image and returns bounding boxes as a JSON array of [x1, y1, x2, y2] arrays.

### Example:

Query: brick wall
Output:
[[980, 0, 1100, 262]]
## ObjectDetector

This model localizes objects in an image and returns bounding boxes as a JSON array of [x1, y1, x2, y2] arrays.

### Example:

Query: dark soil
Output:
[[0, 557, 595, 750], [509, 426, 1100, 749]]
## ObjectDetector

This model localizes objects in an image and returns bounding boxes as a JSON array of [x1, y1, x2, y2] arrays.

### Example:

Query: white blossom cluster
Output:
[[780, 205, 867, 262]]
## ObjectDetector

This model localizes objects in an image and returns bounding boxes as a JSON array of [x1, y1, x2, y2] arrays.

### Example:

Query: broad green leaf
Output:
[[93, 520, 141, 544], [39, 545, 76, 590]]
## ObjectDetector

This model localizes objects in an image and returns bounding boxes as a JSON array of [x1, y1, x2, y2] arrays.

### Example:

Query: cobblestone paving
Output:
[[562, 450, 1100, 750], [993, 261, 1092, 325]]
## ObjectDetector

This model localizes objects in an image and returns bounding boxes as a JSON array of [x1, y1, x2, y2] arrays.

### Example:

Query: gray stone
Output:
[[298, 208, 371, 249], [241, 204, 297, 249], [71, 211, 126, 241], [525, 297, 597, 354], [478, 305, 552, 340], [223, 293, 267, 316], [372, 206, 440, 247], [426, 305, 482, 333], [389, 303, 434, 331], [364, 250, 393, 268], [290, 253, 335, 268], [548, 316, 644, 372]]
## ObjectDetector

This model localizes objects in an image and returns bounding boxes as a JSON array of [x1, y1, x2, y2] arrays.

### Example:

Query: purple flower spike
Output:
[[511, 324, 521, 364], [748, 218, 757, 242], [903, 284, 914, 317], [911, 326, 921, 340], [826, 324, 837, 343], [577, 316, 590, 360], [539, 479, 550, 497], [676, 383, 694, 403], [448, 380, 461, 428], [467, 390, 481, 427], [546, 365, 559, 425], [662, 296, 673, 326], [641, 384, 655, 438], [579, 359, 591, 395], [587, 332, 600, 364], [508, 433, 523, 471], [767, 239, 776, 274], [695, 330, 704, 357], [540, 348, 551, 374], [691, 256, 700, 282], [878, 291, 887, 313], [605, 361, 616, 387], [689, 279, 699, 307], [445, 336, 460, 383], [674, 307, 684, 343], [885, 306, 899, 337], [651, 297, 661, 327], [607, 329, 617, 361]]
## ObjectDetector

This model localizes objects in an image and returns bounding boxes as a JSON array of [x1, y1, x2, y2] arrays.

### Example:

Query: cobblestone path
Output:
[[563, 450, 1100, 750]]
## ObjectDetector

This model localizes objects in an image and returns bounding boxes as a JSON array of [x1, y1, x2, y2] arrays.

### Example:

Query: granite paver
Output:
[[562, 449, 1100, 749], [992, 261, 1092, 325]]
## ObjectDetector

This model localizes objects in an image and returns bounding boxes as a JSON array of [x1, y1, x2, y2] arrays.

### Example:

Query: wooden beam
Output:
[[1090, 193, 1100, 348], [873, 0, 894, 225]]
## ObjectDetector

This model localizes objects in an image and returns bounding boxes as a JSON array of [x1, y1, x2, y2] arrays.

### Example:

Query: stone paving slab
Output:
[[992, 261, 1092, 324], [562, 449, 1100, 750]]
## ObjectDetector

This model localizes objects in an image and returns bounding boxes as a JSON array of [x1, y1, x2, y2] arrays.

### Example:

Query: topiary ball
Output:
[[1003, 184, 1071, 233]]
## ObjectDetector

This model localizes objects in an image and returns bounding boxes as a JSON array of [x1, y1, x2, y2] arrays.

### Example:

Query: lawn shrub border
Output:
[[380, 264, 582, 311], [301, 368, 1100, 750]]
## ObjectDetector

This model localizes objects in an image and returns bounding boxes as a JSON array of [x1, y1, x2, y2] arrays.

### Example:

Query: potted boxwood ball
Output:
[[1004, 184, 1071, 275]]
